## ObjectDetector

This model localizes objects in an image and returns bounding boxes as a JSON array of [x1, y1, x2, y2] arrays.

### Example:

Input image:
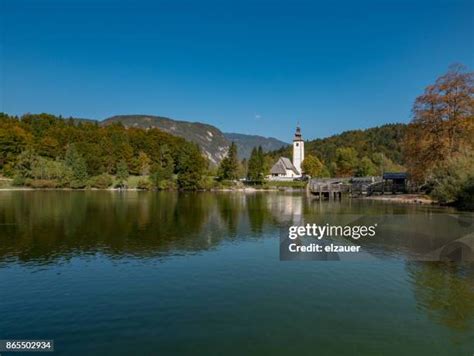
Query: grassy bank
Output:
[[1, 175, 309, 191], [260, 180, 307, 189]]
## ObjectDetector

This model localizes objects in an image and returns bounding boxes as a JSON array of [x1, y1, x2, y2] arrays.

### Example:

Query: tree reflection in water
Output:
[[0, 191, 292, 264], [407, 262, 474, 332], [2, 189, 474, 341]]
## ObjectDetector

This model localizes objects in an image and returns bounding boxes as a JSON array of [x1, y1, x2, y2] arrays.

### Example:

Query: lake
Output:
[[0, 191, 473, 355]]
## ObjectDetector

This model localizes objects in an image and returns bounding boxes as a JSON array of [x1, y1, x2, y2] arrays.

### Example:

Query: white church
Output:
[[268, 125, 305, 180]]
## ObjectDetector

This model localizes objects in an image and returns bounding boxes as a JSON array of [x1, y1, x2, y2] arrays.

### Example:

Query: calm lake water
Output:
[[1, 191, 473, 355]]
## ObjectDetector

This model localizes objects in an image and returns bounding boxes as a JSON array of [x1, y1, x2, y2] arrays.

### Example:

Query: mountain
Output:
[[102, 115, 289, 163], [103, 115, 229, 165], [224, 133, 288, 160]]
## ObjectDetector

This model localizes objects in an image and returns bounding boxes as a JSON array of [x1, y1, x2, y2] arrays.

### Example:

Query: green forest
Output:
[[266, 123, 407, 177], [0, 113, 207, 190]]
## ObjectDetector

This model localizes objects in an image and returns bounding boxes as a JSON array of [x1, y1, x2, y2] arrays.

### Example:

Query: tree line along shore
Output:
[[0, 65, 472, 208]]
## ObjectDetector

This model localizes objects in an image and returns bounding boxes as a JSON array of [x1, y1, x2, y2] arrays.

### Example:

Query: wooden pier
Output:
[[308, 178, 351, 200], [308, 173, 409, 199]]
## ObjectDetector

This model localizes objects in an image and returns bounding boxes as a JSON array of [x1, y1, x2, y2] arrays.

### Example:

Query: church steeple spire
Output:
[[293, 124, 303, 141], [292, 124, 304, 175]]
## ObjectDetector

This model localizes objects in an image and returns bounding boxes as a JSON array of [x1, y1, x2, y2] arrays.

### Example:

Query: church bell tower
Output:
[[293, 125, 304, 176]]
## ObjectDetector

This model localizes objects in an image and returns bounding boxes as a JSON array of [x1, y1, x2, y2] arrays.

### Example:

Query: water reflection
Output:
[[0, 191, 286, 263], [0, 191, 473, 264], [1, 191, 474, 337], [407, 262, 474, 332]]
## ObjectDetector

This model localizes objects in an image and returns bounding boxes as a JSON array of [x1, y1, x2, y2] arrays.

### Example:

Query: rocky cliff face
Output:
[[103, 115, 229, 165], [102, 115, 290, 164]]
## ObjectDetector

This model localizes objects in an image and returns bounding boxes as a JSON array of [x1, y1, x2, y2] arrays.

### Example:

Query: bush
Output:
[[0, 178, 13, 188], [457, 177, 474, 210], [88, 174, 113, 189], [2, 163, 16, 178], [198, 176, 218, 190], [12, 175, 26, 186], [14, 152, 73, 185], [70, 180, 87, 189], [28, 179, 60, 189], [156, 179, 176, 190], [136, 178, 152, 190], [430, 149, 474, 206], [216, 179, 235, 188]]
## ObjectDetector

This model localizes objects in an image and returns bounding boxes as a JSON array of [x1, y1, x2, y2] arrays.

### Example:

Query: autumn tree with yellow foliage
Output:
[[404, 64, 474, 207]]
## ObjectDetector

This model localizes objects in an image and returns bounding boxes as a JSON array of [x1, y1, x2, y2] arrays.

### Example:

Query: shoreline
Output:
[[0, 187, 445, 206], [0, 186, 305, 192], [362, 194, 435, 205], [0, 187, 434, 201], [0, 188, 467, 210]]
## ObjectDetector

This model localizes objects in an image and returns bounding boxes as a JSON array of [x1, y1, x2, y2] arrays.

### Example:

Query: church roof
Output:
[[270, 157, 299, 175]]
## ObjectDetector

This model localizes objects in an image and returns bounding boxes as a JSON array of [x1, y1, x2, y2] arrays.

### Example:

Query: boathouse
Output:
[[382, 172, 408, 193]]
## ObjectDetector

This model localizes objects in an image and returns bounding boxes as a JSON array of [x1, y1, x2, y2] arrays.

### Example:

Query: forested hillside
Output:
[[267, 123, 407, 177], [103, 116, 288, 162], [103, 115, 229, 165], [0, 113, 207, 189]]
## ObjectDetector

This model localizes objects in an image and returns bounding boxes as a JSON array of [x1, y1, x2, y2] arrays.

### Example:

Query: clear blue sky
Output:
[[1, 0, 473, 142]]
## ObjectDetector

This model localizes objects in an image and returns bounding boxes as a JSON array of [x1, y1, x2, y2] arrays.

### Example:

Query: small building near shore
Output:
[[270, 157, 300, 179], [383, 172, 408, 193], [268, 125, 304, 180]]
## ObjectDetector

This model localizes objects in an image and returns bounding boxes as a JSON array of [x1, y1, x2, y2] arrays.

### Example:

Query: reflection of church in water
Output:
[[271, 194, 303, 222], [269, 125, 304, 180]]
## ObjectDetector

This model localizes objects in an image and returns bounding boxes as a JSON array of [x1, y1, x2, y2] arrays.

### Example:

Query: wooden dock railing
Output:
[[308, 179, 351, 200]]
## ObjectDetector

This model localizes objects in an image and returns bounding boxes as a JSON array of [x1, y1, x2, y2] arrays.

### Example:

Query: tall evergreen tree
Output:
[[116, 159, 129, 187], [176, 144, 206, 190], [247, 146, 265, 183], [239, 158, 248, 178], [65, 144, 88, 188], [150, 145, 174, 188], [217, 142, 239, 180], [257, 146, 264, 171], [247, 147, 258, 181]]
